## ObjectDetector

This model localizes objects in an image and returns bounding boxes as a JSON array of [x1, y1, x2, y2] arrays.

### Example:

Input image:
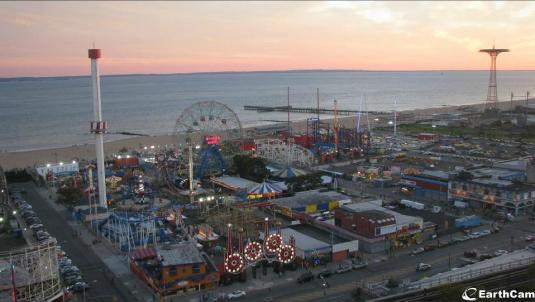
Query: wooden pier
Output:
[[244, 105, 388, 116]]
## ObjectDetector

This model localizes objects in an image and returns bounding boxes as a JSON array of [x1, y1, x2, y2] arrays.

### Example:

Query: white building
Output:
[[36, 161, 79, 178]]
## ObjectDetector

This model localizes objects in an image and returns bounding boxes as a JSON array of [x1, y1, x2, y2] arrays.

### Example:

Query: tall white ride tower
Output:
[[88, 49, 107, 209]]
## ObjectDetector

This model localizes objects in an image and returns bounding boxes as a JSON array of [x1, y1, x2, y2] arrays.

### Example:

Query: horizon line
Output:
[[2, 68, 535, 80]]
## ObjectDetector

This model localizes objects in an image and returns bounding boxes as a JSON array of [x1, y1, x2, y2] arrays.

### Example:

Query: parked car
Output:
[[479, 254, 493, 261], [525, 235, 535, 242], [480, 230, 491, 236], [26, 217, 41, 225], [64, 276, 83, 286], [469, 232, 481, 239], [297, 271, 314, 283], [464, 250, 478, 258], [316, 269, 333, 279], [335, 264, 352, 274], [30, 224, 44, 231], [226, 290, 246, 299], [62, 271, 81, 279], [59, 258, 72, 266], [22, 211, 36, 219], [424, 245, 436, 252], [67, 282, 90, 293], [352, 260, 368, 270], [60, 266, 80, 275], [416, 263, 432, 272], [411, 247, 425, 255], [19, 204, 32, 210], [494, 250, 508, 257]]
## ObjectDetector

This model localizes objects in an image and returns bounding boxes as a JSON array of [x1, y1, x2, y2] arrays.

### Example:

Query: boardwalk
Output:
[[244, 105, 389, 116]]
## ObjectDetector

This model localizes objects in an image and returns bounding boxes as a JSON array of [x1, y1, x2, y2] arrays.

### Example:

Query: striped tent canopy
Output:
[[274, 166, 308, 179], [247, 181, 282, 199]]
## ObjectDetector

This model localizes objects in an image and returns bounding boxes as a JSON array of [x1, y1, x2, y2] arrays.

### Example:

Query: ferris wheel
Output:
[[174, 101, 242, 147], [174, 101, 243, 178]]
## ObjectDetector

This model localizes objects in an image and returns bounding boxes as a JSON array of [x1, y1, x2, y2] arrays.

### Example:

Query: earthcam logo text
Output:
[[462, 287, 535, 301]]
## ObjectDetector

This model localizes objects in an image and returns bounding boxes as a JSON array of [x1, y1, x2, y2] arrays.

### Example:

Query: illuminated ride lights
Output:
[[244, 241, 262, 262], [223, 219, 296, 275], [264, 233, 283, 253], [224, 252, 245, 274], [277, 244, 296, 264]]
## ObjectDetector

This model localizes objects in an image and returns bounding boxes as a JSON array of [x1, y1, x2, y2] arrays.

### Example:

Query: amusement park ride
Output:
[[174, 101, 243, 179], [223, 218, 296, 274]]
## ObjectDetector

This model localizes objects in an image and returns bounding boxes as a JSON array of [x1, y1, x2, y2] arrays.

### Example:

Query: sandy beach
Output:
[[0, 99, 528, 170]]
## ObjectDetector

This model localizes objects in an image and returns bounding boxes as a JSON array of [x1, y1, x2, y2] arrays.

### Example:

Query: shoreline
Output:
[[0, 99, 530, 170]]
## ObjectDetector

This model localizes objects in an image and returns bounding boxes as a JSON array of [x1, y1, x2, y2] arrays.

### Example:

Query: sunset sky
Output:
[[2, 1, 535, 77]]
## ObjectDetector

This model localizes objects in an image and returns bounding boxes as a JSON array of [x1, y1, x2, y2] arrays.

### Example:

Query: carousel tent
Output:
[[248, 181, 282, 196], [275, 166, 308, 179]]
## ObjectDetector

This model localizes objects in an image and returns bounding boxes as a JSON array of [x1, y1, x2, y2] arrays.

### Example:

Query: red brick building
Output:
[[334, 209, 396, 238], [417, 132, 440, 141]]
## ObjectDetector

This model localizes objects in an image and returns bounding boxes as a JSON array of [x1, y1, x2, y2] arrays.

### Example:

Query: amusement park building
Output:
[[334, 202, 424, 253], [210, 175, 259, 193], [129, 242, 219, 296], [35, 161, 79, 178], [416, 133, 440, 141], [113, 154, 139, 167], [272, 190, 351, 215], [279, 228, 331, 264], [448, 175, 535, 216]]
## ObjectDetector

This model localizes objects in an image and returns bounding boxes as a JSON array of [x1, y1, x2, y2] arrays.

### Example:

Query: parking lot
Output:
[[9, 183, 136, 301]]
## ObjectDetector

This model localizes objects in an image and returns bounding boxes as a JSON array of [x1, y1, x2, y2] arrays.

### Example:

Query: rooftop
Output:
[[342, 201, 423, 227], [280, 228, 331, 251], [470, 167, 525, 179], [211, 175, 259, 191], [420, 169, 450, 181], [358, 210, 395, 224], [157, 242, 204, 267], [493, 158, 532, 171], [272, 189, 351, 209]]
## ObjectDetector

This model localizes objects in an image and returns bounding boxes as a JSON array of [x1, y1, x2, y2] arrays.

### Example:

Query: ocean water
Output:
[[0, 70, 534, 152]]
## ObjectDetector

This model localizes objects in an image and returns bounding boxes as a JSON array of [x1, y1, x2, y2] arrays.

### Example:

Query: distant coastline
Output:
[[4, 68, 535, 81]]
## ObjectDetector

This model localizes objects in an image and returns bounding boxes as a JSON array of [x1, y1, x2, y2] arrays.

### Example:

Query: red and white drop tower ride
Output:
[[88, 49, 107, 209]]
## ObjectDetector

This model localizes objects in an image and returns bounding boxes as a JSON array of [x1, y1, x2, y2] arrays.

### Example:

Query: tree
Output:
[[57, 186, 83, 207], [385, 277, 399, 289], [232, 155, 268, 182], [5, 169, 32, 183]]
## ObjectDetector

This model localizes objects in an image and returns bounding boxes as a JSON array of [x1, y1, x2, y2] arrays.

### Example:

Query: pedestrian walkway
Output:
[[35, 186, 157, 302]]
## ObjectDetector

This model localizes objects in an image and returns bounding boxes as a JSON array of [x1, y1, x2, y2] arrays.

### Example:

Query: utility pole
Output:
[[317, 88, 320, 121], [287, 87, 291, 136], [393, 99, 397, 138], [333, 100, 339, 154]]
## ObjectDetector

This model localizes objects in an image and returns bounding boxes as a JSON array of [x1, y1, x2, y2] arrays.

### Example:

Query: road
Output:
[[20, 182, 135, 302], [239, 219, 535, 302]]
